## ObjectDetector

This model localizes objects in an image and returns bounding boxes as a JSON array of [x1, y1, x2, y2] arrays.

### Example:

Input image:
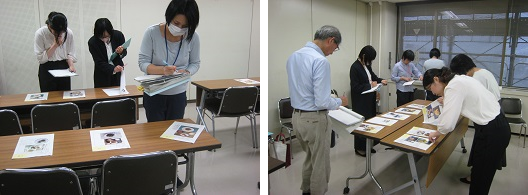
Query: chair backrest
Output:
[[278, 97, 293, 122], [0, 109, 23, 136], [31, 102, 81, 133], [91, 98, 136, 128], [413, 88, 426, 100], [0, 167, 83, 195], [217, 86, 259, 115], [101, 150, 178, 195], [500, 97, 523, 116]]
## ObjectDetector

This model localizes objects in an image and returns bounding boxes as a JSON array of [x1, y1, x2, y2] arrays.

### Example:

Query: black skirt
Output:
[[38, 60, 71, 92], [467, 112, 510, 170]]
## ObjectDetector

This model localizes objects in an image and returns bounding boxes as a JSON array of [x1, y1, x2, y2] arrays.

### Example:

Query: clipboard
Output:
[[109, 38, 131, 62]]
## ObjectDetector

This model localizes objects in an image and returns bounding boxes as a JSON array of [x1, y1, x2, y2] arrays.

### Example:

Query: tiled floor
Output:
[[269, 127, 528, 194], [138, 103, 260, 195]]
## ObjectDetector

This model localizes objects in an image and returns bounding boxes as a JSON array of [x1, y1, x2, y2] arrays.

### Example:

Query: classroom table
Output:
[[338, 100, 429, 194], [0, 85, 142, 130], [0, 118, 221, 195], [191, 77, 260, 148]]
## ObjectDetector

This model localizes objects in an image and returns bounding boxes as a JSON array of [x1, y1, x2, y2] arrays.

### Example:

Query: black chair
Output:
[[0, 109, 23, 136], [101, 151, 178, 195], [501, 97, 527, 148], [0, 167, 83, 195], [203, 86, 259, 148], [31, 102, 81, 133], [413, 88, 426, 100], [278, 97, 294, 159], [91, 98, 136, 128]]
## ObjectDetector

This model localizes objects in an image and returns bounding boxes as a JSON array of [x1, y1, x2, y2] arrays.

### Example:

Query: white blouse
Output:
[[34, 26, 77, 64], [437, 75, 501, 134]]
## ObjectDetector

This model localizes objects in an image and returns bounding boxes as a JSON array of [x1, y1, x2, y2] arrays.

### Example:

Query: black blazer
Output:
[[88, 30, 127, 88], [350, 59, 383, 119]]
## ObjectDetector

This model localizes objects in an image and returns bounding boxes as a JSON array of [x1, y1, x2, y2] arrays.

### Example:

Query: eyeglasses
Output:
[[333, 39, 340, 52]]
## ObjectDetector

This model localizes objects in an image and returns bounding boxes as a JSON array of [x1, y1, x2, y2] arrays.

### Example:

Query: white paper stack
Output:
[[48, 69, 78, 77], [329, 106, 365, 134], [135, 73, 190, 96]]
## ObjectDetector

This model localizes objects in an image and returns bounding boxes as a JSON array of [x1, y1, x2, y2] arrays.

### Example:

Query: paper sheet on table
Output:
[[234, 78, 260, 85], [403, 80, 415, 86], [25, 92, 48, 101], [328, 106, 364, 126], [361, 84, 382, 94], [109, 38, 131, 62], [381, 112, 411, 120], [366, 117, 398, 126], [48, 69, 78, 77], [63, 90, 86, 99], [354, 123, 384, 134], [12, 134, 54, 159], [90, 128, 130, 152], [395, 107, 421, 115], [394, 127, 436, 150], [160, 121, 205, 144]]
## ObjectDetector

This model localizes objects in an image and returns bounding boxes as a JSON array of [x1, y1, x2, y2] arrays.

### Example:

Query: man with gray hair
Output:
[[286, 25, 348, 195]]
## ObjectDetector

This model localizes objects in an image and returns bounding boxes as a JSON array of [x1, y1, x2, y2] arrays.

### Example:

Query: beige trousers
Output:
[[293, 111, 331, 195]]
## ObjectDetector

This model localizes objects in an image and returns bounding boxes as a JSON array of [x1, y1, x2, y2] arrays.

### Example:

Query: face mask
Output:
[[100, 37, 110, 44], [168, 23, 188, 36]]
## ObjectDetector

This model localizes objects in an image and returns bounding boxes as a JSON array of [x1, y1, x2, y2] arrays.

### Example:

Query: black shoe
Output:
[[302, 193, 311, 195], [355, 149, 366, 157], [177, 177, 183, 187], [459, 177, 471, 184]]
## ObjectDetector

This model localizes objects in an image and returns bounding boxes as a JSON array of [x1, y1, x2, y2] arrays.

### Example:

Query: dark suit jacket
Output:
[[350, 59, 383, 119], [88, 30, 127, 88]]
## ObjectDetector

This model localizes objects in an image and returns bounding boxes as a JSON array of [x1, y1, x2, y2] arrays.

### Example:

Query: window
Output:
[[398, 0, 528, 88]]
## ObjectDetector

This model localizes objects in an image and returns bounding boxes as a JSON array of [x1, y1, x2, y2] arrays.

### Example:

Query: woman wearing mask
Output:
[[34, 11, 77, 92], [138, 0, 200, 122], [88, 18, 127, 88], [349, 45, 387, 156]]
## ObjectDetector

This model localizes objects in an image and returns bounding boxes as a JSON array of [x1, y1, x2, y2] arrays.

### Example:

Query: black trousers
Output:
[[354, 136, 379, 151], [38, 60, 71, 92], [396, 90, 414, 107], [469, 112, 510, 195], [143, 92, 187, 122]]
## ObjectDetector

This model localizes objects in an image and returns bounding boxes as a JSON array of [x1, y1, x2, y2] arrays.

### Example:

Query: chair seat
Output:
[[281, 122, 293, 130], [506, 117, 526, 125]]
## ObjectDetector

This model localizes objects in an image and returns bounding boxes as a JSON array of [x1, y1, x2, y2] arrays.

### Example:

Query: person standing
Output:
[[449, 53, 503, 185], [286, 25, 348, 195], [88, 18, 127, 88], [139, 0, 200, 122], [391, 50, 423, 106], [34, 11, 76, 92], [423, 48, 445, 100], [349, 45, 387, 156], [424, 67, 510, 195]]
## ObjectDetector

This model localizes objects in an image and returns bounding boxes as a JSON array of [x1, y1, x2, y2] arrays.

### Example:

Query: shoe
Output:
[[302, 192, 311, 195], [355, 149, 366, 157], [459, 177, 471, 184]]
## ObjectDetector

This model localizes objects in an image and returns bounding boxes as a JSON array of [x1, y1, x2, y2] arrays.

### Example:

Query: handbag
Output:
[[272, 132, 291, 167]]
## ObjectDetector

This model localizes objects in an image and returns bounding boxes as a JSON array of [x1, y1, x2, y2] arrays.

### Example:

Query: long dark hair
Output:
[[165, 0, 200, 42], [422, 67, 455, 89], [46, 12, 68, 43], [94, 18, 114, 39]]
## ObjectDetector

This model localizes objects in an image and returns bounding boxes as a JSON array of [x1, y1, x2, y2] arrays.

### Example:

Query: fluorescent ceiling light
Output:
[[441, 11, 459, 20], [455, 23, 468, 28]]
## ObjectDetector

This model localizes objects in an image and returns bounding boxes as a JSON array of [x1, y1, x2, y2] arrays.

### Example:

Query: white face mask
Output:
[[168, 23, 188, 36]]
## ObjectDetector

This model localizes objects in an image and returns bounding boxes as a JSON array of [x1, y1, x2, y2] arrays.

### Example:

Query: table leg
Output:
[[196, 88, 205, 124], [343, 138, 383, 194], [384, 153, 422, 195], [179, 152, 197, 195]]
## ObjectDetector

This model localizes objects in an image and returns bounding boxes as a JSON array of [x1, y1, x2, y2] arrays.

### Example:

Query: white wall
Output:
[[0, 0, 260, 100], [268, 0, 369, 135]]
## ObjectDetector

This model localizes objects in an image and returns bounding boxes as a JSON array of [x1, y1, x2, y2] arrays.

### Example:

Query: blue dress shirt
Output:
[[286, 42, 341, 111], [391, 60, 423, 92]]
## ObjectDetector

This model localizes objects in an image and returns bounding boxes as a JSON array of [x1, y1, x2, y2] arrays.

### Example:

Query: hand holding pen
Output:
[[162, 60, 176, 76]]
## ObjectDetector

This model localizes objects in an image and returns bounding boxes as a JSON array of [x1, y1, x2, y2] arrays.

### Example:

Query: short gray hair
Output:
[[314, 25, 341, 45]]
